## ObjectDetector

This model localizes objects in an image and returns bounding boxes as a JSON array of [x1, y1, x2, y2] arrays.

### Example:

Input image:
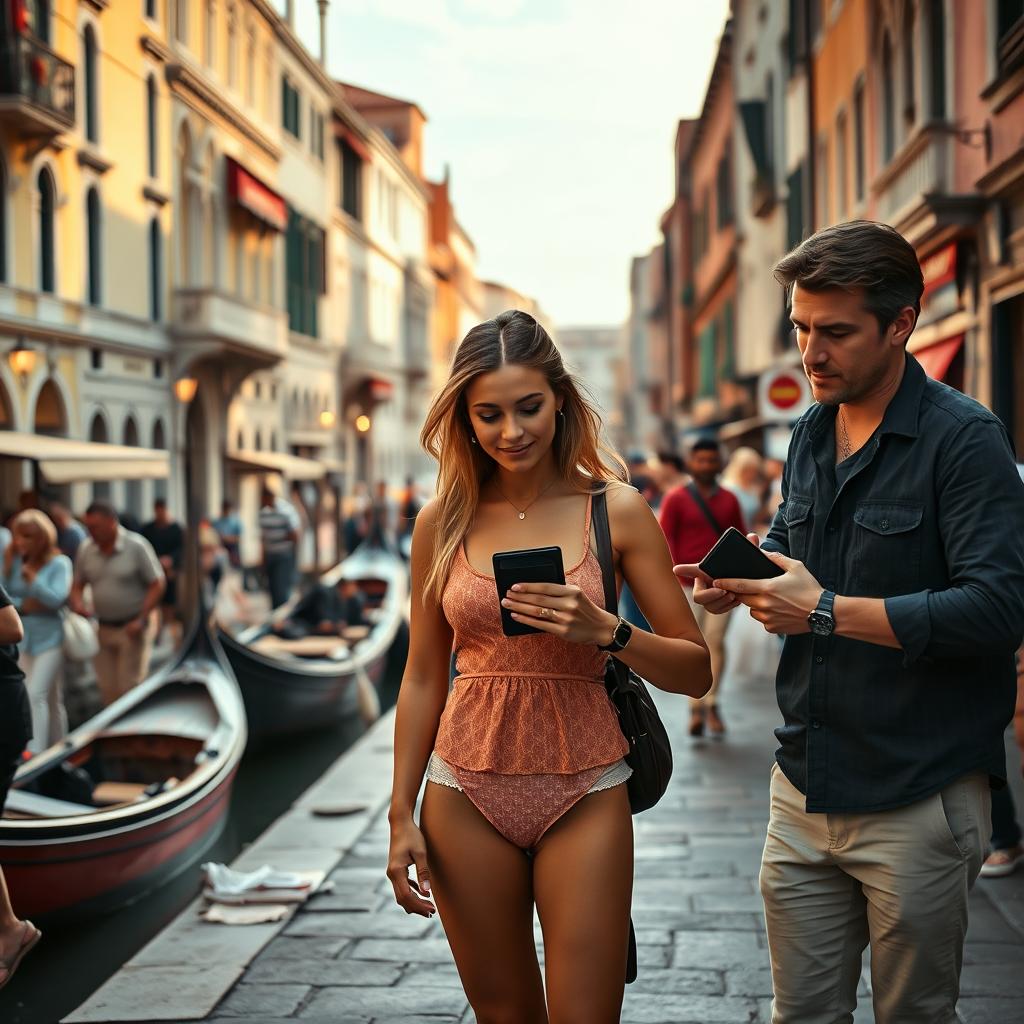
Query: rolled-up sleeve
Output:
[[27, 555, 72, 610], [890, 418, 1024, 663]]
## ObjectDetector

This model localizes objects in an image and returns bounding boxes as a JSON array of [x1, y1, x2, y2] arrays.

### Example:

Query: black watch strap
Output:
[[816, 590, 835, 616]]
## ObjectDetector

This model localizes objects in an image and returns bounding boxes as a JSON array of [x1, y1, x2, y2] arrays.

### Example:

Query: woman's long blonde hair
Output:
[[420, 309, 627, 605]]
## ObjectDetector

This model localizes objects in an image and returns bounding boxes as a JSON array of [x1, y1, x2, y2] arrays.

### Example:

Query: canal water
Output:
[[0, 642, 406, 1024]]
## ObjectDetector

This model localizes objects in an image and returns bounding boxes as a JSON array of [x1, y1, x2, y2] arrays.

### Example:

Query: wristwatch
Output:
[[807, 590, 836, 637], [599, 616, 633, 653]]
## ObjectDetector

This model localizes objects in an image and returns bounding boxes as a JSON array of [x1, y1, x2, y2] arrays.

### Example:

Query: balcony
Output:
[[872, 123, 953, 234], [0, 35, 75, 135], [170, 288, 288, 367]]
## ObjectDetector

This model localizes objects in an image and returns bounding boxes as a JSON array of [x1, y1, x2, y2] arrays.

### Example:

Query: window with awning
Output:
[[0, 431, 170, 483]]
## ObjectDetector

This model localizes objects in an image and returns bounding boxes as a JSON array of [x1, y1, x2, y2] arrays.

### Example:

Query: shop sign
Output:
[[758, 367, 812, 422]]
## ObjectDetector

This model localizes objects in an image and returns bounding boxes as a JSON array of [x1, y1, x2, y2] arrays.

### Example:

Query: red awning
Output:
[[226, 157, 287, 232], [336, 126, 371, 163], [914, 334, 963, 381]]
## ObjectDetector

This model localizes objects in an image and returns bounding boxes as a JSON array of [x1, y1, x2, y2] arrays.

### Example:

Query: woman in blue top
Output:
[[1, 510, 72, 754]]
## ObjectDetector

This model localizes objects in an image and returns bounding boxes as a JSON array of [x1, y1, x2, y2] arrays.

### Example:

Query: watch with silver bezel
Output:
[[808, 590, 836, 637]]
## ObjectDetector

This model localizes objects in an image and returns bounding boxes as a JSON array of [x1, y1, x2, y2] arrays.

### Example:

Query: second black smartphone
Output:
[[698, 527, 784, 582], [492, 545, 566, 637]]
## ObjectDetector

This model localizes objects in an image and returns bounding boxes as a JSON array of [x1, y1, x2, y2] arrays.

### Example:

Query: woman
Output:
[[387, 310, 711, 1022], [721, 446, 765, 533], [1, 510, 72, 755]]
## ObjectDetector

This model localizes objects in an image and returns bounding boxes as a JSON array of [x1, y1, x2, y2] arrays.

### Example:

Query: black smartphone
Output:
[[492, 546, 566, 637], [698, 528, 784, 582]]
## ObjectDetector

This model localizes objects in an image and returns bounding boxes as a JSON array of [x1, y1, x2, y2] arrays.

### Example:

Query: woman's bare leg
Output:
[[420, 782, 548, 1024], [533, 784, 633, 1024]]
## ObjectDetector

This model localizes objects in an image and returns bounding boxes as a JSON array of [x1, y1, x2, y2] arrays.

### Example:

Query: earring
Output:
[[470, 436, 478, 445]]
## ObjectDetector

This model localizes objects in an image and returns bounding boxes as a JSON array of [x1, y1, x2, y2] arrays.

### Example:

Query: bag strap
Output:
[[685, 482, 724, 536], [591, 488, 617, 616]]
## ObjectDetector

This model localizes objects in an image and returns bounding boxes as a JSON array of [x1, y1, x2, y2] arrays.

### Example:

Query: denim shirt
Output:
[[762, 354, 1024, 813], [1, 554, 72, 656]]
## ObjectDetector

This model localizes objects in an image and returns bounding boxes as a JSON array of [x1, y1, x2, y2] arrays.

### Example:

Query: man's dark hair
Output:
[[773, 220, 924, 334], [85, 499, 118, 519], [689, 438, 721, 456], [657, 451, 685, 473], [221, 499, 233, 511], [154, 497, 167, 509]]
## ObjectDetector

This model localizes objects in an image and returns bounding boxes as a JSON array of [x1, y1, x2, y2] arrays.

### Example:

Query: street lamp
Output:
[[318, 409, 336, 429], [173, 375, 198, 405], [174, 374, 201, 636], [355, 414, 371, 433], [7, 339, 37, 383]]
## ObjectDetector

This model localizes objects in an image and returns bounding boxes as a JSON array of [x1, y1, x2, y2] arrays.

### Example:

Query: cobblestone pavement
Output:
[[198, 624, 1024, 1024]]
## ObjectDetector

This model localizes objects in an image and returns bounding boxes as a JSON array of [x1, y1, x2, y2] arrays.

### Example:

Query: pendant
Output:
[[518, 512, 526, 520]]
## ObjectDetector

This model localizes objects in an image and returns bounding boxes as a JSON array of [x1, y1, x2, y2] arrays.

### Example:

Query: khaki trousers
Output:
[[760, 763, 990, 1024], [684, 586, 731, 707], [94, 621, 154, 705]]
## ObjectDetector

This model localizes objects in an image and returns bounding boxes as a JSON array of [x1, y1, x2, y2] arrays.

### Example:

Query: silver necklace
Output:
[[837, 408, 853, 462], [493, 478, 557, 520]]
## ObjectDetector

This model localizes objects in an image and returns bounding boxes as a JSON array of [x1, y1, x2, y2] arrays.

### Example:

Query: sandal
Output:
[[689, 707, 705, 737], [706, 705, 726, 737], [980, 844, 1024, 879], [0, 921, 41, 991]]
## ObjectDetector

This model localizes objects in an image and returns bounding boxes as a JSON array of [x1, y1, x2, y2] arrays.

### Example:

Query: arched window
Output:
[[246, 28, 256, 105], [152, 418, 167, 499], [83, 23, 99, 144], [86, 187, 102, 306], [227, 4, 238, 88], [0, 157, 7, 284], [235, 429, 244, 451], [145, 0, 156, 20], [270, 431, 278, 451], [123, 416, 142, 517], [881, 32, 896, 164], [89, 413, 111, 500], [33, 379, 66, 436], [149, 217, 161, 320], [37, 167, 55, 293], [901, 5, 915, 134], [254, 429, 262, 451], [928, 0, 946, 119], [146, 75, 158, 177]]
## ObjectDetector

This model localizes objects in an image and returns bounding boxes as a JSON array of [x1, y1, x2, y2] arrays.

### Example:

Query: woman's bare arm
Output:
[[388, 500, 455, 823], [609, 485, 711, 698], [0, 605, 24, 645]]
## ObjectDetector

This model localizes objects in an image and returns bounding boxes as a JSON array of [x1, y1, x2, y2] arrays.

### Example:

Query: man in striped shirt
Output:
[[259, 484, 302, 609]]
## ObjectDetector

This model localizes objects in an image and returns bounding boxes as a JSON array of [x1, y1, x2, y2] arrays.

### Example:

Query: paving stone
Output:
[[955, 997, 1024, 1023], [305, 889, 382, 912], [215, 982, 310, 1017], [246, 955, 403, 986], [286, 911, 437, 940], [397, 964, 466, 989], [962, 941, 1024, 965], [672, 930, 767, 971], [724, 966, 774, 997], [347, 938, 458, 964], [636, 910, 765, 931], [627, 967, 724, 996], [959, 962, 1024, 998], [300, 985, 468, 1017], [254, 935, 348, 961], [620, 991, 759, 1022], [692, 891, 767, 914]]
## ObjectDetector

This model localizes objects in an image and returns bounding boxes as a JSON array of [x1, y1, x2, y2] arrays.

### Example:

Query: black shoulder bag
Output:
[[685, 482, 724, 536], [591, 489, 673, 814]]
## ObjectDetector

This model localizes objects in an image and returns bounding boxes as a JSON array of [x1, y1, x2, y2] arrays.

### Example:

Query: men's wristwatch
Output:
[[807, 590, 836, 637], [599, 616, 633, 652]]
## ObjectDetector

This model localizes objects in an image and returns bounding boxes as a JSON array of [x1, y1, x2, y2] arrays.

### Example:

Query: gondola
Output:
[[218, 543, 409, 743], [0, 607, 247, 925]]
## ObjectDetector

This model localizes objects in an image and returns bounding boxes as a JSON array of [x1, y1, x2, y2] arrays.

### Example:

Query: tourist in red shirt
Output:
[[659, 439, 746, 737]]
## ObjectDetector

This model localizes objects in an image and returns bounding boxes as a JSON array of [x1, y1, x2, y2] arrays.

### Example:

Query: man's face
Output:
[[84, 512, 117, 546], [154, 502, 168, 523], [688, 449, 721, 486], [791, 284, 913, 406]]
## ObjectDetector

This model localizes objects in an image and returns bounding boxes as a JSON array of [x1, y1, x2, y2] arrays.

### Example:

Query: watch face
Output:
[[808, 612, 834, 637]]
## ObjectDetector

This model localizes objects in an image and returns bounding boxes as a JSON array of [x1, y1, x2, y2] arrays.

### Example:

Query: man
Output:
[[212, 500, 242, 569], [258, 484, 301, 609], [70, 500, 165, 705], [141, 498, 184, 646], [0, 589, 41, 986], [659, 438, 746, 737], [302, 577, 368, 636], [46, 498, 87, 561], [679, 221, 1024, 1023]]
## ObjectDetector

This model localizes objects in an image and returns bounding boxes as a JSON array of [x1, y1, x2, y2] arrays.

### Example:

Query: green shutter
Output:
[[699, 322, 717, 398]]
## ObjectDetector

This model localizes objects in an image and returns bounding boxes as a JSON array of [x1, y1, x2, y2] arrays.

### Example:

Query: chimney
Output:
[[317, 0, 329, 66]]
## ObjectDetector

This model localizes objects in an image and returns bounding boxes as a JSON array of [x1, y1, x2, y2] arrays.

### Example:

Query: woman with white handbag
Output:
[[1, 510, 73, 755]]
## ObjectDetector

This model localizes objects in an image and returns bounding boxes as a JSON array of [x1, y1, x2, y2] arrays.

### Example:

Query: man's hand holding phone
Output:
[[673, 533, 763, 615]]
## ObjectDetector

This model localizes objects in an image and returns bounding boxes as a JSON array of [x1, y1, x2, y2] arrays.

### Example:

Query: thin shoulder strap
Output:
[[591, 487, 617, 615]]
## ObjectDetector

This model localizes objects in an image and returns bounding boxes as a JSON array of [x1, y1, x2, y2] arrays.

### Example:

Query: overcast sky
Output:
[[290, 0, 729, 327]]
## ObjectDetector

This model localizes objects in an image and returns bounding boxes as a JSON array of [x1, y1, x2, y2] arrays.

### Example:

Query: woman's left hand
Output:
[[20, 564, 37, 584], [501, 582, 617, 647]]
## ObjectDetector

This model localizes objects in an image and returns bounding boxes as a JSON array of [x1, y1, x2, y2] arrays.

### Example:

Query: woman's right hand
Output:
[[386, 817, 435, 918]]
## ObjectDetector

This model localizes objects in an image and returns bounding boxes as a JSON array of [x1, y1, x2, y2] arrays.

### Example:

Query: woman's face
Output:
[[740, 464, 763, 488], [13, 525, 41, 560], [464, 364, 562, 475]]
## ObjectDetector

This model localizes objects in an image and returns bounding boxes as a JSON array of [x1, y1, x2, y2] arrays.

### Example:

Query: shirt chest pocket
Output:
[[852, 501, 924, 594], [782, 496, 813, 562]]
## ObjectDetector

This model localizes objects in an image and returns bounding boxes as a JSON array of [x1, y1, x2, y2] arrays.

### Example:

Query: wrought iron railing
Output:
[[0, 34, 76, 129]]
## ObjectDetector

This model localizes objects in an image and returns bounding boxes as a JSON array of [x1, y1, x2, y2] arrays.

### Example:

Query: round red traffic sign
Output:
[[766, 373, 803, 410]]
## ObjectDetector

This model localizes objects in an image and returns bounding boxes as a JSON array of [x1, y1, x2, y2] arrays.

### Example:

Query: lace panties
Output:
[[426, 753, 632, 851]]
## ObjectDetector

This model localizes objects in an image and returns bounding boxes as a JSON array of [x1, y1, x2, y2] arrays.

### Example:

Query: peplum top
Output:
[[433, 495, 630, 775]]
